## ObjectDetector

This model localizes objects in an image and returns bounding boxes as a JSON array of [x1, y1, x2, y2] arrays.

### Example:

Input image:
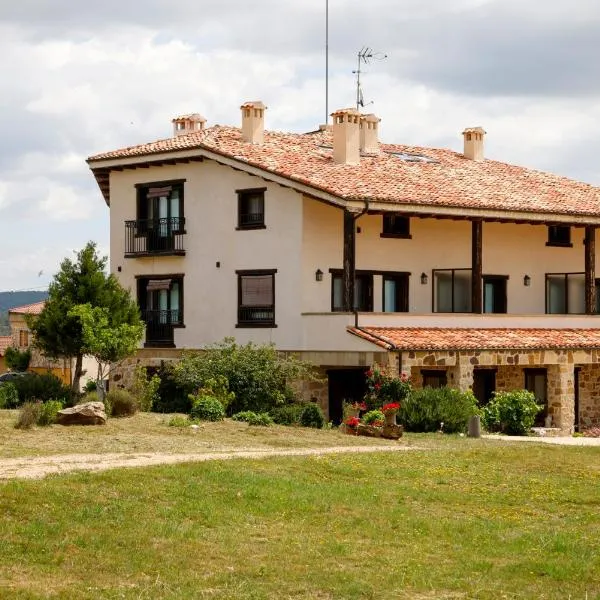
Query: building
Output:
[[87, 102, 600, 432]]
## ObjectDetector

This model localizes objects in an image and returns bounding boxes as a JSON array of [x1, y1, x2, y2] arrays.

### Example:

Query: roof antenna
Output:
[[353, 47, 387, 110]]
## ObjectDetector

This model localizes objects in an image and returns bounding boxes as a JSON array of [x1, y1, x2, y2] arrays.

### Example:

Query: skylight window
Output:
[[386, 151, 437, 163]]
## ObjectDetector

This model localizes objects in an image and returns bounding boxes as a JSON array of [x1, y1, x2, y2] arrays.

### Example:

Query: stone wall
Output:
[[577, 365, 600, 429]]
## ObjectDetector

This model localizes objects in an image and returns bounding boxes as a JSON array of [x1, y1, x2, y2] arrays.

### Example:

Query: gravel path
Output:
[[0, 445, 413, 480]]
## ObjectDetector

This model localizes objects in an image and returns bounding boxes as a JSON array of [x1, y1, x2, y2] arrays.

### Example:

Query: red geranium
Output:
[[352, 401, 367, 411], [345, 416, 360, 428], [382, 402, 400, 414]]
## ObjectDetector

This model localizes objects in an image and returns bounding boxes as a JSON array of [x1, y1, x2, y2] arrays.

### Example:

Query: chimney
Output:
[[331, 108, 361, 165], [172, 113, 206, 137], [241, 101, 267, 144], [462, 126, 486, 161], [360, 113, 380, 154]]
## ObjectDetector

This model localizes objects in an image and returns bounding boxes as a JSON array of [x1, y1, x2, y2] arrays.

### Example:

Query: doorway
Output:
[[473, 369, 496, 406], [327, 368, 368, 425]]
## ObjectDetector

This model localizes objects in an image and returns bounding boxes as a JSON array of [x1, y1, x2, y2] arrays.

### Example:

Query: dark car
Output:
[[0, 372, 28, 384]]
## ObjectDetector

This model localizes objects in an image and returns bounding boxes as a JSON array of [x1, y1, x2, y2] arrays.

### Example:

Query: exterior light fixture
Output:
[[524, 275, 531, 287], [420, 272, 428, 285], [315, 269, 323, 282]]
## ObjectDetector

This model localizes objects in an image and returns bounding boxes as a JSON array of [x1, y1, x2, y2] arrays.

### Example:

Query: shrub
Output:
[[482, 390, 542, 435], [4, 346, 31, 372], [174, 338, 318, 415], [14, 401, 42, 429], [152, 362, 193, 414], [0, 382, 19, 409], [37, 400, 64, 426], [362, 409, 385, 426], [399, 387, 479, 434], [106, 389, 138, 417], [83, 379, 97, 393], [299, 403, 325, 429], [364, 366, 411, 411], [11, 372, 71, 406], [132, 365, 161, 412], [270, 403, 306, 426], [232, 411, 274, 426], [189, 393, 225, 422], [168, 415, 190, 427]]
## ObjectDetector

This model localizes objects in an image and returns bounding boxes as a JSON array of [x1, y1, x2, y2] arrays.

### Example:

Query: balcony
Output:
[[125, 218, 185, 257], [142, 310, 180, 348], [237, 305, 275, 327]]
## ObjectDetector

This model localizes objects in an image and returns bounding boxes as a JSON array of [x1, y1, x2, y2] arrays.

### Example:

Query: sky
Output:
[[1, 0, 599, 291]]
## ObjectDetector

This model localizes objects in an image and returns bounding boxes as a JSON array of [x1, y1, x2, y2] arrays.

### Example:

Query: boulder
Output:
[[57, 402, 107, 426]]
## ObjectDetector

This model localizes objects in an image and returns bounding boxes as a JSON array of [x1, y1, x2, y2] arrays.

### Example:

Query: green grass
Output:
[[1, 440, 599, 599]]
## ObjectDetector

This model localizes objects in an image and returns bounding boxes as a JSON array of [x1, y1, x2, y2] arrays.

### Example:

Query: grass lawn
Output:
[[1, 436, 599, 599]]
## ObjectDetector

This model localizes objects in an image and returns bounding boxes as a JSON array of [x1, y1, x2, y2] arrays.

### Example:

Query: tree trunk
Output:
[[71, 353, 83, 395]]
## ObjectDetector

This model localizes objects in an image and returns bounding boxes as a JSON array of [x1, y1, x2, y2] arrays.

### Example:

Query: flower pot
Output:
[[384, 410, 398, 426]]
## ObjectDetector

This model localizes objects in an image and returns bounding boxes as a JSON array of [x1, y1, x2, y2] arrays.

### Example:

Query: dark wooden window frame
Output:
[[421, 369, 448, 388], [524, 368, 548, 425], [380, 214, 412, 239], [236, 269, 277, 328], [382, 273, 410, 312], [431, 268, 472, 313], [329, 269, 405, 312], [545, 272, 584, 315], [135, 273, 185, 327], [236, 187, 267, 230], [482, 274, 509, 314], [135, 179, 186, 234], [546, 225, 572, 247]]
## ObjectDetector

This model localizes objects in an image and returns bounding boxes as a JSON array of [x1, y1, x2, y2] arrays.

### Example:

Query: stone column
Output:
[[449, 353, 474, 392], [547, 364, 575, 433]]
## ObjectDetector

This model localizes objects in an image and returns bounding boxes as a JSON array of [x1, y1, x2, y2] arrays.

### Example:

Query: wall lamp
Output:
[[315, 269, 323, 282], [420, 272, 428, 285], [523, 274, 531, 287]]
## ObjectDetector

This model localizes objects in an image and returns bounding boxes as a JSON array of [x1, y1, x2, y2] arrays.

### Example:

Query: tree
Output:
[[27, 242, 142, 393], [4, 346, 31, 371], [69, 304, 144, 399]]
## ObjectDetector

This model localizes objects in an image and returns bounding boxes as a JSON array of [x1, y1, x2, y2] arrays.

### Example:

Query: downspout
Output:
[[353, 199, 370, 328]]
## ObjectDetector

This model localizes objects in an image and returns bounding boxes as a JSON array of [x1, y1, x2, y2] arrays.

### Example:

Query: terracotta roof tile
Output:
[[88, 126, 600, 217], [8, 301, 45, 315], [348, 327, 600, 351], [0, 336, 12, 357]]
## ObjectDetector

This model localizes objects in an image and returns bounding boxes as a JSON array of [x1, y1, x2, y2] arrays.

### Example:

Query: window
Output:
[[483, 276, 507, 314], [433, 269, 472, 313], [547, 225, 571, 247], [383, 274, 409, 312], [546, 273, 584, 314], [237, 188, 266, 229], [331, 272, 374, 312], [381, 214, 411, 238], [237, 270, 276, 327], [18, 330, 29, 347], [525, 368, 548, 426], [421, 370, 447, 388]]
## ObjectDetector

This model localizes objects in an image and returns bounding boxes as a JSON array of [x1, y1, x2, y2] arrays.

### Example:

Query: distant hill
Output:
[[0, 291, 48, 335]]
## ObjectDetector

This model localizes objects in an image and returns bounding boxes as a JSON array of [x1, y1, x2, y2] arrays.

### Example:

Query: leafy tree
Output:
[[69, 304, 144, 399], [27, 242, 141, 393], [4, 346, 31, 371]]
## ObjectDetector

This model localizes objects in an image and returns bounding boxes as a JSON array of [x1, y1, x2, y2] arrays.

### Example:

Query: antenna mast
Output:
[[353, 47, 387, 110]]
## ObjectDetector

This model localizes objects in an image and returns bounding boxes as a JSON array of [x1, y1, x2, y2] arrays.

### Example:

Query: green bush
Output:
[[37, 400, 64, 426], [174, 339, 318, 415], [399, 387, 479, 433], [0, 382, 19, 409], [482, 390, 542, 435], [189, 393, 225, 422], [362, 409, 385, 426], [11, 372, 72, 406], [299, 403, 325, 429], [132, 365, 161, 412], [83, 379, 97, 393], [106, 389, 138, 417], [14, 401, 42, 429], [152, 362, 193, 414], [270, 403, 306, 426], [168, 415, 190, 427], [4, 346, 31, 372], [232, 411, 274, 426]]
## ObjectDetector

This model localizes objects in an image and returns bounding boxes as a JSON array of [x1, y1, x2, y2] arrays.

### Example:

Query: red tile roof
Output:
[[348, 327, 600, 351], [8, 301, 45, 315], [88, 125, 600, 218], [0, 336, 12, 357]]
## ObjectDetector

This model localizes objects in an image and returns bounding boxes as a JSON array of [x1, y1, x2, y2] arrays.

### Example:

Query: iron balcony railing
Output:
[[142, 309, 181, 347], [237, 305, 275, 326], [125, 218, 186, 256]]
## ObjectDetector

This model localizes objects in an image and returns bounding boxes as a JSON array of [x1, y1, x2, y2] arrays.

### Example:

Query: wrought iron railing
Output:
[[239, 212, 264, 228], [237, 305, 275, 326], [142, 309, 181, 347], [125, 218, 185, 256]]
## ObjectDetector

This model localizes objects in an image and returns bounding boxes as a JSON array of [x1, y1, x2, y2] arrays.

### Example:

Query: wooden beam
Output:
[[472, 219, 483, 313], [343, 209, 356, 311], [585, 225, 596, 314]]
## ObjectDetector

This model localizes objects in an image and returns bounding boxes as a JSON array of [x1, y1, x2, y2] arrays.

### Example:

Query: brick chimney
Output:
[[462, 126, 486, 161], [241, 101, 266, 145], [172, 113, 206, 137], [360, 113, 380, 154], [331, 108, 361, 165]]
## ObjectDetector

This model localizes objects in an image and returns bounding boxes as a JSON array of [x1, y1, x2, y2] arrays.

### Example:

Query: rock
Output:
[[57, 402, 107, 426], [381, 424, 403, 440], [356, 423, 383, 438]]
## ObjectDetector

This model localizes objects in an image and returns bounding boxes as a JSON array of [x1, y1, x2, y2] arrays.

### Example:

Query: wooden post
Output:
[[585, 225, 596, 314], [471, 219, 483, 313], [343, 210, 356, 312]]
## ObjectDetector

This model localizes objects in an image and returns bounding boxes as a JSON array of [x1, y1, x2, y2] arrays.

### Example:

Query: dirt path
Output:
[[0, 445, 414, 480]]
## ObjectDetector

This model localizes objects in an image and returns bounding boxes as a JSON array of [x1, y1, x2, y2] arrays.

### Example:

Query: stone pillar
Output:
[[449, 354, 474, 392], [547, 364, 575, 433]]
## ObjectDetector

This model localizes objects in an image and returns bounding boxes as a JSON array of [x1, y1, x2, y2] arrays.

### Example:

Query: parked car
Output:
[[0, 371, 28, 384]]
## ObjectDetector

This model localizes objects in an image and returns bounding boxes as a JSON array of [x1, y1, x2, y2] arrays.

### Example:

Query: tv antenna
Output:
[[353, 47, 387, 110]]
